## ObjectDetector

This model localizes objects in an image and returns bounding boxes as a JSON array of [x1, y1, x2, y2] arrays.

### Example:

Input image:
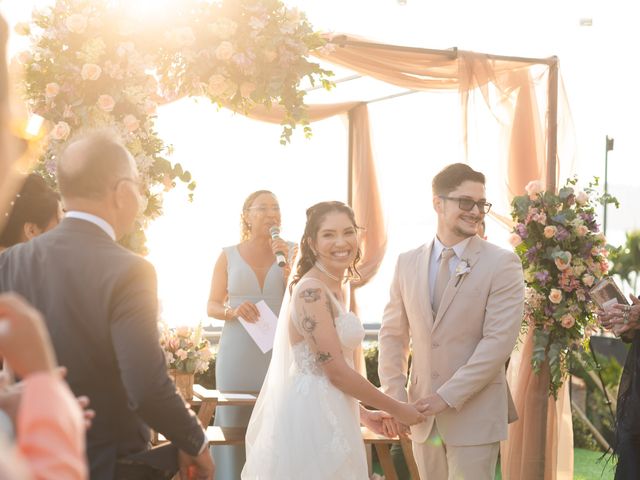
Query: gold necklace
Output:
[[315, 261, 344, 283]]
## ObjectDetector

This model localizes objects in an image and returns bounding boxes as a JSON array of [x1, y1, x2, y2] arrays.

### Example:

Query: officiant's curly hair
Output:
[[290, 201, 362, 291]]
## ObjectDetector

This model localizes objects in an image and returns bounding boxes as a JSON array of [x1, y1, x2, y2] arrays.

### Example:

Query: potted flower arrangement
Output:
[[509, 176, 618, 397], [159, 323, 213, 400]]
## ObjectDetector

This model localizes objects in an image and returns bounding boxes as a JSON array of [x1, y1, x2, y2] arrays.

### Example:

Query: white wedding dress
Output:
[[242, 278, 368, 479]]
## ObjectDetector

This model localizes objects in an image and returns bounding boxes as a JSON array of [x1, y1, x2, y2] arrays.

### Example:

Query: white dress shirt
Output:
[[65, 211, 116, 241]]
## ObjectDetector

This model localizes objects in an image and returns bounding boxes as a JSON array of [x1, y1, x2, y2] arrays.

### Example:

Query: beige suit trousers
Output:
[[412, 423, 499, 480]]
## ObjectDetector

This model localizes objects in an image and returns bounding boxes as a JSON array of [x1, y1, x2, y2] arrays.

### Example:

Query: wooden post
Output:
[[546, 57, 559, 193]]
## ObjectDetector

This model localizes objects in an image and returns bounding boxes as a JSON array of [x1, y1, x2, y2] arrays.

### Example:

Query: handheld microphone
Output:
[[269, 226, 286, 267]]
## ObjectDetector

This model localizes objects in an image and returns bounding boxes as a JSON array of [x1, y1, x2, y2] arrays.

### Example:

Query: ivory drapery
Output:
[[158, 34, 572, 478]]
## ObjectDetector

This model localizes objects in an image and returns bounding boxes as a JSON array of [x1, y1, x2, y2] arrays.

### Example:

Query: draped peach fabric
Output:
[[158, 35, 571, 477]]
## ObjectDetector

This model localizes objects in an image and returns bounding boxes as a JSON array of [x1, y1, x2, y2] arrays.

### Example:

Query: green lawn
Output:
[[494, 448, 616, 480], [375, 447, 617, 479]]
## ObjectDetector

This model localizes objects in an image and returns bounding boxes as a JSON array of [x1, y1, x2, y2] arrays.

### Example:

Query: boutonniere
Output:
[[454, 259, 472, 287]]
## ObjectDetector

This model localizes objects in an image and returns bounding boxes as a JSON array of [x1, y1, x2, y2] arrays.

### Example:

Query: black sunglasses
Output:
[[439, 196, 492, 214]]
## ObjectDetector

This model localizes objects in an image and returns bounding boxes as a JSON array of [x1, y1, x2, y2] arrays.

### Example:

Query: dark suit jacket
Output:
[[0, 218, 205, 480]]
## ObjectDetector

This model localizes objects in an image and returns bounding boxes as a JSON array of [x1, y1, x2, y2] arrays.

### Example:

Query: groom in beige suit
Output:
[[378, 163, 524, 479]]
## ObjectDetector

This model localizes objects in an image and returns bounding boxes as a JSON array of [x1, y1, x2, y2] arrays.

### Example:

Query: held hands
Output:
[[394, 398, 429, 426], [360, 408, 393, 435], [597, 295, 640, 336]]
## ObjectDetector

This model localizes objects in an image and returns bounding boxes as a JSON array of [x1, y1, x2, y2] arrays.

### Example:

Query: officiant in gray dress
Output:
[[207, 190, 295, 480]]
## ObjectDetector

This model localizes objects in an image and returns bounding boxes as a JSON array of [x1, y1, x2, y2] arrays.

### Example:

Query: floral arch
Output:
[[17, 0, 331, 251]]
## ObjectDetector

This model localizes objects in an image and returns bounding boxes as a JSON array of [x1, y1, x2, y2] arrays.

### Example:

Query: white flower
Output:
[[576, 191, 589, 205], [14, 22, 31, 36], [455, 259, 471, 277], [123, 114, 140, 132], [525, 180, 543, 199], [97, 94, 115, 112], [208, 19, 237, 39], [215, 41, 234, 61], [81, 63, 102, 81], [66, 14, 88, 34], [50, 121, 71, 141], [45, 82, 60, 98]]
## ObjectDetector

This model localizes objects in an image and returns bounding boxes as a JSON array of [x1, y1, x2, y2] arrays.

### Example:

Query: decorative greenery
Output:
[[609, 230, 640, 294], [17, 0, 332, 252], [159, 324, 213, 374], [509, 177, 619, 397]]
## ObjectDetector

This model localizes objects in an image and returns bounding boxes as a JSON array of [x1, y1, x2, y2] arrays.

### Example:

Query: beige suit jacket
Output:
[[378, 235, 524, 446]]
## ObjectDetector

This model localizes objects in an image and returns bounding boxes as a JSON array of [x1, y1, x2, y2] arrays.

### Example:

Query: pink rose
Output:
[[582, 274, 595, 287], [143, 100, 157, 115], [14, 22, 31, 36], [17, 51, 32, 64], [554, 251, 572, 271], [122, 114, 140, 132], [45, 82, 60, 98], [543, 226, 557, 239], [576, 225, 589, 237], [207, 74, 228, 96], [97, 94, 115, 112], [50, 121, 71, 141], [508, 233, 522, 247], [175, 349, 188, 361], [65, 14, 88, 34], [576, 191, 589, 205], [215, 41, 234, 61], [548, 288, 563, 304], [525, 180, 543, 199], [176, 326, 191, 337], [81, 63, 102, 81], [560, 313, 575, 329]]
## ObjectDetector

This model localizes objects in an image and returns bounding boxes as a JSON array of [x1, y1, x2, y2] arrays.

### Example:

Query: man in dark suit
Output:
[[0, 131, 214, 480]]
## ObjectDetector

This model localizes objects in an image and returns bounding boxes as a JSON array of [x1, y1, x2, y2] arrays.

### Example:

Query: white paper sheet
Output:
[[238, 300, 278, 353]]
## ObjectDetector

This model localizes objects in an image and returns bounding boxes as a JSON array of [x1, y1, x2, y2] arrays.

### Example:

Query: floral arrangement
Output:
[[16, 0, 331, 252], [509, 176, 618, 397], [159, 323, 213, 374]]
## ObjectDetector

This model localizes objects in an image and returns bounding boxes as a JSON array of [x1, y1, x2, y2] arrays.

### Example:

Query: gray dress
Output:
[[212, 245, 288, 480]]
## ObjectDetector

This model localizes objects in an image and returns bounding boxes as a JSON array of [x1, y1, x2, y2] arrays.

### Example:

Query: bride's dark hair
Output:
[[290, 201, 362, 291]]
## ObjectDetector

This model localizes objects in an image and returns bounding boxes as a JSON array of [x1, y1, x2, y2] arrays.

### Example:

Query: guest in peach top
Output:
[[0, 293, 87, 479]]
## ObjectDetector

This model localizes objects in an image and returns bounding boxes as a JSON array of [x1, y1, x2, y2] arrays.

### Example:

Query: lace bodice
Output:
[[290, 287, 365, 377]]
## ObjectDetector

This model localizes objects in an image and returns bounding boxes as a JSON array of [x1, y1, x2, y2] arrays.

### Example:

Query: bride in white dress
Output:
[[242, 201, 428, 480]]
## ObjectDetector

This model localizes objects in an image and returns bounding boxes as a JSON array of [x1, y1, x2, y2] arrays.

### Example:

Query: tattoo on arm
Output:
[[301, 309, 318, 343], [325, 297, 335, 326], [316, 351, 333, 365], [299, 288, 321, 303]]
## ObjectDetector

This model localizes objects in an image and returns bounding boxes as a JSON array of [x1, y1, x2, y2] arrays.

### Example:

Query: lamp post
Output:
[[603, 135, 614, 236]]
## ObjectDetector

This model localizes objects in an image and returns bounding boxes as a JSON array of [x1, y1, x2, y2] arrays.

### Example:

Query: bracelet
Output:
[[223, 306, 232, 319]]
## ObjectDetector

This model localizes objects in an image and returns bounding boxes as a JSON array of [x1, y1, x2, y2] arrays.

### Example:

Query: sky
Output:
[[1, 0, 638, 326]]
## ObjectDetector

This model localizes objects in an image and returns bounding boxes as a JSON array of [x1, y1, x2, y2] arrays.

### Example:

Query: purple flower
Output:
[[534, 270, 550, 285], [525, 245, 539, 262], [555, 226, 570, 241], [544, 305, 555, 316], [516, 223, 528, 239]]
